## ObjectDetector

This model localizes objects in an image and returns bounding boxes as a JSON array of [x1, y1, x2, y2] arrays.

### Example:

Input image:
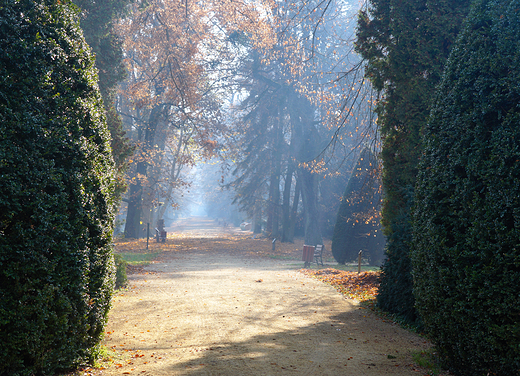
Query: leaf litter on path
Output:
[[83, 217, 435, 376], [300, 269, 380, 302]]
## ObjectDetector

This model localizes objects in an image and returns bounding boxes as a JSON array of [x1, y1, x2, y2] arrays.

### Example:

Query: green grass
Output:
[[412, 349, 443, 375], [119, 252, 160, 265], [59, 345, 125, 375], [91, 345, 122, 368], [267, 255, 380, 272], [267, 254, 297, 261]]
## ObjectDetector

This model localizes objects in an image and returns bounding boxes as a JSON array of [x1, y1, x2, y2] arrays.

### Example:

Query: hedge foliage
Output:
[[412, 0, 520, 374], [114, 253, 128, 289], [73, 0, 135, 204], [376, 194, 418, 324], [356, 0, 471, 324], [332, 148, 385, 265], [0, 1, 116, 374]]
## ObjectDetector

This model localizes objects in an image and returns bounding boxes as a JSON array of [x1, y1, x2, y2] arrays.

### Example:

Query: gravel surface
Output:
[[90, 219, 431, 376]]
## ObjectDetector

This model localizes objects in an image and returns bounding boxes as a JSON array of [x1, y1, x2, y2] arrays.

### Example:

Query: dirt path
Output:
[[94, 219, 430, 375]]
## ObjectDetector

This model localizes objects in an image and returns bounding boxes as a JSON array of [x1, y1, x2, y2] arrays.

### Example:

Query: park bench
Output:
[[155, 219, 167, 243], [314, 244, 324, 266], [155, 228, 167, 242], [302, 244, 325, 268]]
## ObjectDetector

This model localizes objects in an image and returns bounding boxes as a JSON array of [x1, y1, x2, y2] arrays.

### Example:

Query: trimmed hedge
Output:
[[412, 0, 520, 374], [332, 148, 385, 265], [356, 0, 471, 326], [377, 200, 418, 324], [0, 1, 116, 375]]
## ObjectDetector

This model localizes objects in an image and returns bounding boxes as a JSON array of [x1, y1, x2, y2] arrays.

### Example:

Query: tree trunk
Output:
[[123, 104, 164, 238], [281, 164, 294, 242], [253, 204, 263, 233], [124, 161, 145, 238], [266, 171, 280, 238], [287, 89, 322, 245], [266, 113, 283, 239], [287, 175, 301, 242], [156, 126, 186, 222], [300, 165, 322, 246]]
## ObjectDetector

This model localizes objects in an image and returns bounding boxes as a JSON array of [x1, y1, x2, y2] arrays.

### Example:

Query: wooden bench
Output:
[[314, 244, 324, 266], [155, 228, 167, 243]]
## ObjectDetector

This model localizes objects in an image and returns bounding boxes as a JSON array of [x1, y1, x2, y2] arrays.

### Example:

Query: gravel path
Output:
[[92, 240, 431, 375]]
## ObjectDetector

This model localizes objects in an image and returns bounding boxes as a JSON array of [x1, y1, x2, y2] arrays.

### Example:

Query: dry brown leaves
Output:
[[300, 268, 380, 302], [114, 233, 378, 302], [114, 233, 313, 261]]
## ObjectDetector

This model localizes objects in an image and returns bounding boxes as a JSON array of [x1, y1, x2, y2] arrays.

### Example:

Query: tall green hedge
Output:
[[356, 0, 471, 325], [0, 1, 116, 375], [413, 0, 520, 373], [332, 148, 384, 265], [376, 194, 418, 324]]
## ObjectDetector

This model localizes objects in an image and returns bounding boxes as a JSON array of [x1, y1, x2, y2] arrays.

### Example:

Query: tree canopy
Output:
[[115, 0, 373, 244]]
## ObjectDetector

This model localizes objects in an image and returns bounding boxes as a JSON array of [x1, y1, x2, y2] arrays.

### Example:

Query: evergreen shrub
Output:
[[356, 0, 471, 326], [377, 203, 419, 324], [114, 253, 128, 289], [413, 0, 520, 373], [0, 1, 116, 374], [332, 148, 385, 265]]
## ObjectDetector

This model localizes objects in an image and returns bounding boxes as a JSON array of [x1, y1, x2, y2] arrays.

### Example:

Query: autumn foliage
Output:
[[116, 0, 280, 238], [301, 269, 379, 302], [114, 229, 380, 303]]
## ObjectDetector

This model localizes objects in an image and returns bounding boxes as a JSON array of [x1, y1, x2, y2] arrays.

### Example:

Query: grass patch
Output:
[[412, 349, 444, 375], [329, 263, 379, 272], [268, 254, 298, 261], [91, 345, 122, 368], [118, 252, 160, 265], [59, 345, 124, 375]]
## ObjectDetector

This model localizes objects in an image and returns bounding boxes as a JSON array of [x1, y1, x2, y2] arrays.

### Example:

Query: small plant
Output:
[[412, 350, 442, 375], [114, 253, 128, 289], [90, 345, 120, 368]]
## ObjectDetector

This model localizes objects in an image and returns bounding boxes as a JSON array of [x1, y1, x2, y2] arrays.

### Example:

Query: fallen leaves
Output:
[[114, 228, 377, 303], [300, 268, 380, 302], [116, 234, 304, 257], [114, 231, 330, 273]]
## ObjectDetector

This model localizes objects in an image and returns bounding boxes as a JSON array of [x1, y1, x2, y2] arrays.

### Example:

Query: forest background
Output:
[[110, 0, 381, 261]]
